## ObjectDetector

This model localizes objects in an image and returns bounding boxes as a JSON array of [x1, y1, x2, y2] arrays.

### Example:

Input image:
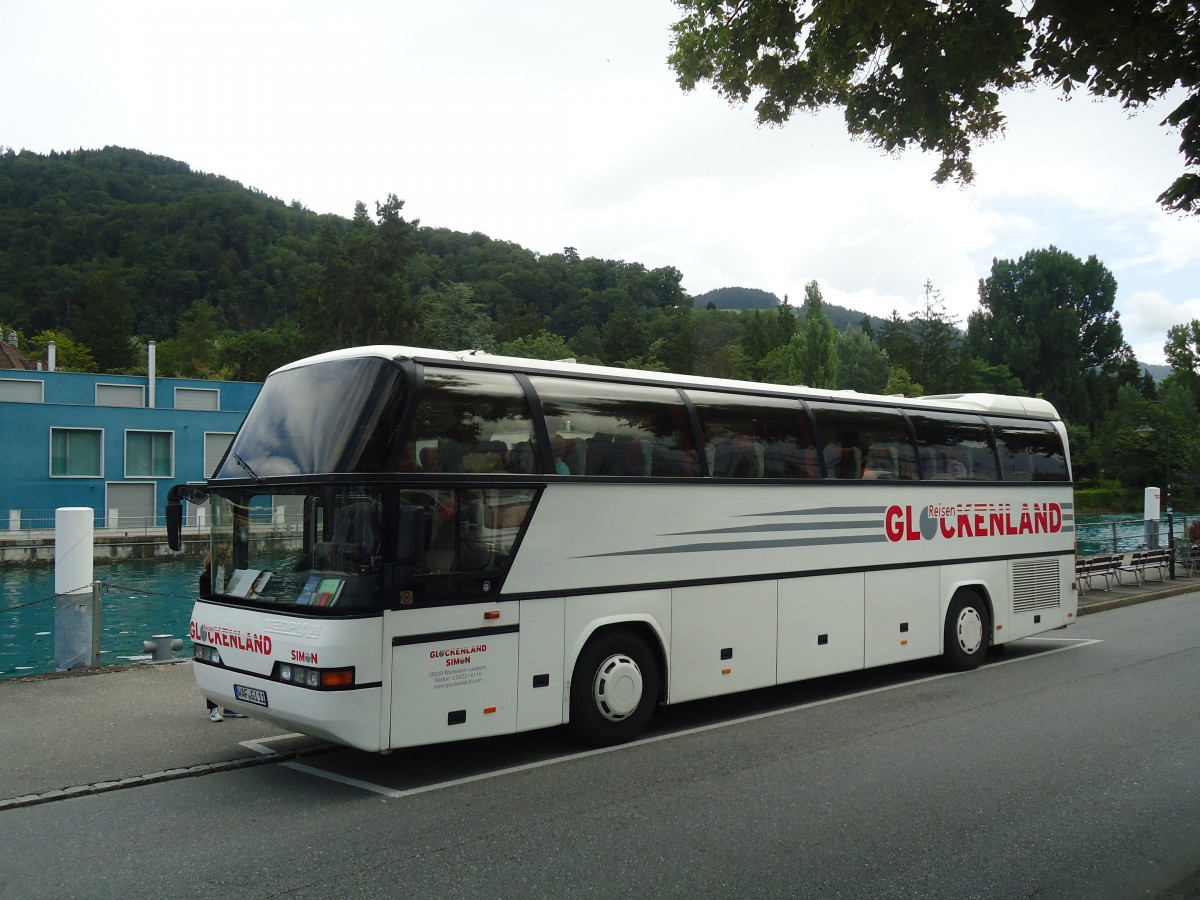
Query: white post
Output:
[[55, 507, 96, 670], [1144, 487, 1161, 549], [147, 339, 156, 408], [7, 509, 18, 531]]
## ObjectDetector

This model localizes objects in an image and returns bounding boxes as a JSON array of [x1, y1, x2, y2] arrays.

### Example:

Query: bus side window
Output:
[[411, 368, 537, 474], [532, 377, 698, 479], [990, 419, 1068, 482], [810, 402, 914, 482], [685, 390, 814, 480], [910, 410, 997, 482]]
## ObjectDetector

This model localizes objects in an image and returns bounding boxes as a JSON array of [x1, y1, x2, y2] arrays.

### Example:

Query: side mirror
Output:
[[165, 484, 208, 552], [166, 499, 183, 551]]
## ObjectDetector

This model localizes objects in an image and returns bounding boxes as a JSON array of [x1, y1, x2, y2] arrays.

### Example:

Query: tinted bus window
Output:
[[991, 418, 1070, 481], [809, 402, 918, 480], [411, 368, 538, 474], [218, 357, 407, 477], [686, 390, 820, 478], [399, 486, 537, 575], [530, 377, 698, 477], [908, 411, 999, 481]]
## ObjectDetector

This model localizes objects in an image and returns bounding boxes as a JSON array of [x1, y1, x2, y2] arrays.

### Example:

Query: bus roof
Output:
[[275, 345, 1063, 422]]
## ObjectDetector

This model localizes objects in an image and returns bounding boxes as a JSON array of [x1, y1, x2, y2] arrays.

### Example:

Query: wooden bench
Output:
[[1114, 548, 1172, 585], [1116, 551, 1145, 585], [1140, 547, 1171, 582], [1075, 554, 1120, 593]]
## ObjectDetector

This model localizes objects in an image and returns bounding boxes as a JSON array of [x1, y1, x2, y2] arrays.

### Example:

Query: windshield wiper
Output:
[[231, 451, 261, 481]]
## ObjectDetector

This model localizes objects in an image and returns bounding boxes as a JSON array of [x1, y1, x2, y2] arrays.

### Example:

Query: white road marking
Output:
[[270, 637, 1105, 799], [239, 733, 311, 756]]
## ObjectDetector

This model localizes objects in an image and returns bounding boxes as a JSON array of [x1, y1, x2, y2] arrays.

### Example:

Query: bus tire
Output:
[[568, 629, 659, 746], [943, 591, 989, 671]]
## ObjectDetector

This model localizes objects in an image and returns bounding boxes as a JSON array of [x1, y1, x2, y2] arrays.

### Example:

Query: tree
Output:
[[669, 0, 1200, 213], [836, 327, 890, 393], [72, 260, 135, 372], [876, 311, 919, 385], [219, 323, 305, 382], [496, 330, 575, 362], [967, 246, 1128, 422], [1164, 319, 1200, 403], [24, 330, 97, 372], [415, 283, 494, 352], [906, 281, 960, 394], [602, 295, 649, 364], [795, 281, 838, 388], [155, 299, 229, 377], [305, 196, 419, 351]]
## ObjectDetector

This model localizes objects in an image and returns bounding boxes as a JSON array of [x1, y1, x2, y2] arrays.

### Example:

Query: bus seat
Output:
[[586, 434, 615, 475], [795, 447, 820, 479], [613, 438, 651, 476], [833, 447, 862, 479], [714, 438, 764, 478], [863, 446, 898, 479]]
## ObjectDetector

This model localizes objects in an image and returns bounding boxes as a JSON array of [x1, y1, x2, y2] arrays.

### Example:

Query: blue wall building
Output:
[[0, 364, 260, 530]]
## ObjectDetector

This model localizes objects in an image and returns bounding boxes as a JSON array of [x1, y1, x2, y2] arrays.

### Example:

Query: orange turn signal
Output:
[[320, 668, 354, 688]]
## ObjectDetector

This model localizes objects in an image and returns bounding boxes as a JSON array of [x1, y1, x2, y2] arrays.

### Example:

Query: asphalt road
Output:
[[3, 596, 1199, 900]]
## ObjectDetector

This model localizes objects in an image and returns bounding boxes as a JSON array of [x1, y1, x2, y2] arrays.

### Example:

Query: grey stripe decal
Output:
[[743, 505, 887, 518], [577, 533, 889, 559], [669, 520, 881, 537]]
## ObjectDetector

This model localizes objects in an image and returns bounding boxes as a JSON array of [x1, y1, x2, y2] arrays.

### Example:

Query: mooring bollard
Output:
[[142, 635, 184, 662]]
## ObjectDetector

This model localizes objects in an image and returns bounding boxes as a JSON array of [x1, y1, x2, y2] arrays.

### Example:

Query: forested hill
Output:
[[0, 146, 712, 378], [0, 146, 331, 338], [694, 285, 887, 332]]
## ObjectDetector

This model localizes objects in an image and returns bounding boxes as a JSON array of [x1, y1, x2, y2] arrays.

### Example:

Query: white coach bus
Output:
[[166, 345, 1076, 752]]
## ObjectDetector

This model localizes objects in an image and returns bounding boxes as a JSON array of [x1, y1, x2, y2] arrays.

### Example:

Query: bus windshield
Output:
[[208, 486, 386, 613], [215, 356, 408, 478]]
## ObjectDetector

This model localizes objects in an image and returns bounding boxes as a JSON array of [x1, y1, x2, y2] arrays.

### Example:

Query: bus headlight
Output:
[[276, 662, 354, 690], [194, 644, 222, 665]]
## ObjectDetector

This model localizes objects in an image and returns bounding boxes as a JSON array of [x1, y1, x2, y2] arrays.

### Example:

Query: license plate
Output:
[[233, 684, 268, 707]]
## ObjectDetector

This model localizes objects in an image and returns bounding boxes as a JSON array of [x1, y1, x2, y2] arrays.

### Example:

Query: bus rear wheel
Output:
[[568, 629, 659, 746], [943, 591, 989, 671]]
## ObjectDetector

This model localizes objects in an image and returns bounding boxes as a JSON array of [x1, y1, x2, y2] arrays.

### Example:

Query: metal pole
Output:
[[1166, 423, 1175, 579], [90, 581, 102, 667], [1139, 401, 1175, 579]]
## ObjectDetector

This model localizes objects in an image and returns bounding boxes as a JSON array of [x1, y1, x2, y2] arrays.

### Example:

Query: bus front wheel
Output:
[[568, 630, 659, 746], [943, 591, 989, 671]]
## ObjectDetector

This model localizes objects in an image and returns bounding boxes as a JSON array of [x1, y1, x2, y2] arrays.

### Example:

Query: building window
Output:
[[175, 387, 220, 411], [126, 431, 174, 478], [0, 378, 44, 403], [96, 383, 145, 407], [51, 428, 103, 477]]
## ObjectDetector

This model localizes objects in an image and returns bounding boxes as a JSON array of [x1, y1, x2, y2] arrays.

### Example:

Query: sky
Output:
[[3, 0, 1198, 366]]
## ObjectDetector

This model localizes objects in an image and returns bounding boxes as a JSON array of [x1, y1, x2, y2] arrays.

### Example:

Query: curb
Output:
[[0, 742, 333, 811], [1077, 581, 1196, 615]]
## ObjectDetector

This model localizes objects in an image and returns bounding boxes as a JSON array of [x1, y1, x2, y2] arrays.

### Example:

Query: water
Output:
[[1074, 513, 1194, 557], [1, 558, 202, 680]]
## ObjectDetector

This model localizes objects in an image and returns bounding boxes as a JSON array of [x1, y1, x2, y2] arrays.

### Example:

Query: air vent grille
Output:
[[1012, 559, 1061, 612]]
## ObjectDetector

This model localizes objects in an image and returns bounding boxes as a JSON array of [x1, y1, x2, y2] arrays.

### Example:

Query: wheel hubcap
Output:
[[592, 653, 643, 722], [956, 607, 984, 655]]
